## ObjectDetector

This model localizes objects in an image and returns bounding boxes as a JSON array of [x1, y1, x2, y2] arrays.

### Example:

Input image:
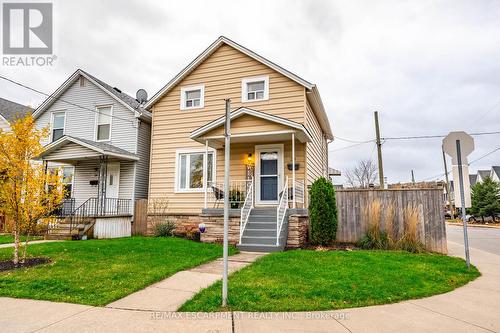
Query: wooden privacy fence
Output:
[[335, 188, 447, 253], [132, 199, 148, 236]]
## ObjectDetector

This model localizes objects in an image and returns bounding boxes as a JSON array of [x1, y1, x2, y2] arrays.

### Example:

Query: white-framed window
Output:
[[176, 149, 215, 192], [48, 166, 74, 198], [180, 85, 205, 110], [95, 105, 112, 141], [51, 111, 66, 142], [242, 76, 269, 102]]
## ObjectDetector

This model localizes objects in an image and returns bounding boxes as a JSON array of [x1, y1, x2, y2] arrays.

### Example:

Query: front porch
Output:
[[39, 136, 137, 239], [175, 107, 313, 251]]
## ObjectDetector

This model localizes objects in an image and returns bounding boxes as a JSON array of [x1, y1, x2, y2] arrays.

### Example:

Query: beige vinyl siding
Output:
[[204, 114, 292, 138], [149, 44, 308, 213], [134, 120, 151, 199], [305, 100, 327, 186]]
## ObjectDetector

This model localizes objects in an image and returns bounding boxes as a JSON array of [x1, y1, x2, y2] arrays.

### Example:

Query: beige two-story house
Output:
[[146, 36, 333, 251]]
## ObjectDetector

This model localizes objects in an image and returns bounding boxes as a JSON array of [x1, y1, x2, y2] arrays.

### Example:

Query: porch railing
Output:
[[239, 178, 254, 243], [67, 198, 132, 235], [276, 176, 289, 245], [52, 198, 76, 217], [206, 180, 252, 209]]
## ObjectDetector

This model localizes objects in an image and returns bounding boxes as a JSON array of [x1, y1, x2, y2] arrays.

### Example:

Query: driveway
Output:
[[0, 233, 499, 332], [447, 224, 500, 255]]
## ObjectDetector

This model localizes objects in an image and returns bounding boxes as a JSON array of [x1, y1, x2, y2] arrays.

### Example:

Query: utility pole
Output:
[[411, 170, 415, 183], [442, 145, 453, 218], [222, 99, 231, 307], [374, 111, 384, 188]]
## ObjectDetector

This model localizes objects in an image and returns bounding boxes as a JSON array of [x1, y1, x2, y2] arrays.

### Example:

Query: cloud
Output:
[[1, 0, 498, 183]]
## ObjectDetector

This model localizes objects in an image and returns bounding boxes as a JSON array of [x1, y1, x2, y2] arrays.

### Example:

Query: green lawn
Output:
[[179, 250, 480, 312], [0, 237, 236, 306], [0, 235, 43, 245]]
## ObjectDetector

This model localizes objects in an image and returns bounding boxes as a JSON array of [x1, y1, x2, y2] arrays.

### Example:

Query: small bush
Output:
[[154, 219, 176, 237], [309, 177, 338, 245]]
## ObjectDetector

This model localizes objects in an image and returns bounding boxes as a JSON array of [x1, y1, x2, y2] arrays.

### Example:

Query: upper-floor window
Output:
[[242, 76, 269, 103], [51, 112, 66, 142], [180, 85, 205, 110], [96, 106, 112, 141]]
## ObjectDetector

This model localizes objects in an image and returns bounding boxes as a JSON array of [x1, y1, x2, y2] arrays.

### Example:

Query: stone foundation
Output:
[[147, 209, 310, 248], [286, 213, 309, 248]]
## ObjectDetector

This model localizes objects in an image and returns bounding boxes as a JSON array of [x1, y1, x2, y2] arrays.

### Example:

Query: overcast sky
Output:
[[1, 0, 499, 184]]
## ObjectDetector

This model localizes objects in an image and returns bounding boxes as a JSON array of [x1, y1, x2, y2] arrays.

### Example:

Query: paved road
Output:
[[447, 224, 500, 255]]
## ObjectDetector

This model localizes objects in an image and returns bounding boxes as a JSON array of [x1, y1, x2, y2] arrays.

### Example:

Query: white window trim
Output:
[[48, 165, 75, 197], [50, 111, 67, 142], [241, 75, 269, 103], [180, 84, 205, 110], [94, 104, 113, 142], [174, 147, 216, 193]]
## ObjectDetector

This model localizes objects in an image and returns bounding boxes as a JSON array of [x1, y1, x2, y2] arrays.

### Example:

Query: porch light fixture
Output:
[[245, 153, 254, 165], [198, 223, 206, 233]]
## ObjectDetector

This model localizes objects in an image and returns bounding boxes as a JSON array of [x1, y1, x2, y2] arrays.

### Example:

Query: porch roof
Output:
[[38, 135, 139, 162], [190, 107, 313, 148]]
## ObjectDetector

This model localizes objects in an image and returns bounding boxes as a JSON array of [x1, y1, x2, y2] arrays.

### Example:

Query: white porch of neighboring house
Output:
[[189, 108, 311, 252], [39, 135, 138, 239]]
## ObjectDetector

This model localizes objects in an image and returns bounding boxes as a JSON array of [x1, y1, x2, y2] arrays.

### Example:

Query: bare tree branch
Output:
[[344, 159, 378, 188]]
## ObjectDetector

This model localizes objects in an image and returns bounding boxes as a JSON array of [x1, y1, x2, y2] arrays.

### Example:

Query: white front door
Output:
[[105, 162, 120, 212], [255, 144, 283, 206]]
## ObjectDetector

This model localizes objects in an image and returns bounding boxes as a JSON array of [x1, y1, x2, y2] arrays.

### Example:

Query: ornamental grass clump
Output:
[[359, 200, 425, 253], [359, 200, 389, 250]]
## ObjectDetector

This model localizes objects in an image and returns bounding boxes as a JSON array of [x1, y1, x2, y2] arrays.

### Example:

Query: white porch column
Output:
[[292, 132, 296, 209], [203, 139, 208, 209]]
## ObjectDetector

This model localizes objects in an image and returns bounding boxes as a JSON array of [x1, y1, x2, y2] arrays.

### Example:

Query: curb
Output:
[[446, 222, 500, 229]]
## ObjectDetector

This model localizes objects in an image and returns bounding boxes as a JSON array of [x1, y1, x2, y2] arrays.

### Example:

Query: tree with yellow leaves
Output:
[[0, 115, 64, 265]]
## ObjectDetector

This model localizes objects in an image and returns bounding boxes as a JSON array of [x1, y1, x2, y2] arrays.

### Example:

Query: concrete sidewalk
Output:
[[0, 240, 62, 249], [106, 251, 265, 312], [0, 242, 498, 332]]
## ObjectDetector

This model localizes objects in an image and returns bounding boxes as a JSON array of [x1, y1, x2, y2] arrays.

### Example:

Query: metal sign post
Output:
[[222, 99, 231, 307], [443, 131, 474, 269], [455, 140, 470, 269]]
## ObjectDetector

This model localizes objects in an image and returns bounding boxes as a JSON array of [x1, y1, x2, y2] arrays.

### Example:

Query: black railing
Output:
[[68, 198, 132, 236], [51, 198, 76, 217]]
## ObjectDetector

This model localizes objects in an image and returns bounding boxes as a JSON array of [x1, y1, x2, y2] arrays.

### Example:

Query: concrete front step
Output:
[[243, 228, 277, 237], [244, 221, 276, 230], [45, 234, 73, 240], [236, 243, 284, 252], [241, 235, 281, 245], [247, 215, 277, 222]]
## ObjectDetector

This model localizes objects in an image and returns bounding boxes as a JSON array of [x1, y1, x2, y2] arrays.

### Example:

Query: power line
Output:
[[419, 146, 500, 182], [382, 131, 500, 141], [334, 135, 375, 144], [469, 146, 500, 165], [0, 75, 137, 125], [329, 141, 371, 152]]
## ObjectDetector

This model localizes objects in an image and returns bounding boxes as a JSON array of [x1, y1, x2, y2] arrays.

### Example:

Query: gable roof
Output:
[[32, 69, 151, 122], [190, 107, 313, 143], [492, 166, 500, 179], [477, 170, 490, 180], [146, 36, 333, 139], [39, 135, 139, 161], [0, 97, 32, 123], [469, 174, 478, 186]]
